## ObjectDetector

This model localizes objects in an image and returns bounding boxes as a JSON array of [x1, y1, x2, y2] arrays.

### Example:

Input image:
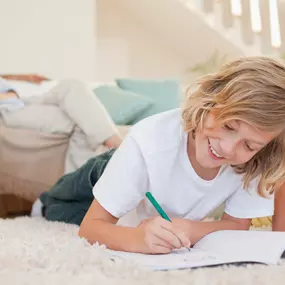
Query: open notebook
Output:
[[103, 230, 285, 271]]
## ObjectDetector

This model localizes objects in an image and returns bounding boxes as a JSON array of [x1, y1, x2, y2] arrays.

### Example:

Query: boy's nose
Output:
[[219, 139, 236, 157]]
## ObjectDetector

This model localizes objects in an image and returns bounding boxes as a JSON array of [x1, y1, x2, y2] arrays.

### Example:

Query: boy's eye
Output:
[[224, 124, 234, 131], [245, 142, 254, 152]]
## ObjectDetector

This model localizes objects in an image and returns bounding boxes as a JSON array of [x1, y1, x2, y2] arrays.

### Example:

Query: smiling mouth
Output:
[[208, 140, 224, 159]]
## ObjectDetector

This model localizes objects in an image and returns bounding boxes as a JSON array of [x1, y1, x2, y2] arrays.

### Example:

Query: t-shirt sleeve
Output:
[[93, 133, 148, 218], [224, 178, 274, 219]]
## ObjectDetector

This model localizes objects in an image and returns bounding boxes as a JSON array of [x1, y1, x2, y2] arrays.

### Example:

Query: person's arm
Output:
[[171, 213, 250, 245], [79, 199, 190, 253], [79, 199, 148, 252], [1, 74, 50, 84], [78, 135, 145, 251], [171, 180, 274, 244], [272, 183, 285, 231]]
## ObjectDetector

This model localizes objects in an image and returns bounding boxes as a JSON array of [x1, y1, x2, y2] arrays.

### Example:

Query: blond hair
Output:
[[182, 56, 285, 197]]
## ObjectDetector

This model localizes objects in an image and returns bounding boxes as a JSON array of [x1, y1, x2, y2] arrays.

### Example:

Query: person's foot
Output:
[[103, 134, 122, 149], [30, 198, 44, 217]]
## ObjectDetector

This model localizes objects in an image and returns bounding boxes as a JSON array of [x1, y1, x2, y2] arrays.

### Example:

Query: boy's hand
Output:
[[171, 218, 193, 237], [136, 216, 191, 254]]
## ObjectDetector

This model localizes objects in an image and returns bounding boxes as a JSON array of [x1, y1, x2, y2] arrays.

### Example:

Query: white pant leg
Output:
[[2, 79, 119, 173], [64, 126, 109, 174], [24, 79, 120, 149], [1, 104, 75, 134]]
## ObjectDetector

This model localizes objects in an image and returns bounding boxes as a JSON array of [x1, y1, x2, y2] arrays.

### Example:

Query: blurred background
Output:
[[0, 0, 284, 85]]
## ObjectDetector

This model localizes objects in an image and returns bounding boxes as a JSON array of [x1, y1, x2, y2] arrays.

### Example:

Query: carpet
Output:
[[1, 216, 285, 285]]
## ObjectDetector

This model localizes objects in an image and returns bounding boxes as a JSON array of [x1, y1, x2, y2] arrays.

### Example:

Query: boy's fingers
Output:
[[150, 244, 172, 254], [150, 235, 174, 250], [174, 230, 191, 248], [152, 225, 181, 248], [159, 219, 190, 248]]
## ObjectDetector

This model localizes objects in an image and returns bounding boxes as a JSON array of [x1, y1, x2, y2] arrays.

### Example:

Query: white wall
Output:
[[0, 0, 96, 80], [0, 0, 246, 83], [96, 0, 244, 84], [96, 0, 186, 82]]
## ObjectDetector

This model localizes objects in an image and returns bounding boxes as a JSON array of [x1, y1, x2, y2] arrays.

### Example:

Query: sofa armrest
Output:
[[0, 124, 70, 201]]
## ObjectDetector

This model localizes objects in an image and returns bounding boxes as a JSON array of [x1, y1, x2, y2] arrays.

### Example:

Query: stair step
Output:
[[179, 0, 283, 57]]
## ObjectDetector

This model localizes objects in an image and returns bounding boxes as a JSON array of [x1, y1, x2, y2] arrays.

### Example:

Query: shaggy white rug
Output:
[[1, 216, 285, 285]]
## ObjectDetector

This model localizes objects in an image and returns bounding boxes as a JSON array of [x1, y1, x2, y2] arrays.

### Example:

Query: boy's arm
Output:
[[173, 213, 251, 245], [272, 183, 285, 231], [79, 199, 189, 253], [172, 183, 273, 244], [78, 199, 143, 252], [78, 135, 151, 253]]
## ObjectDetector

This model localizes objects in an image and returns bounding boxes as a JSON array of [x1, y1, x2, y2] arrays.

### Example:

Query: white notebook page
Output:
[[104, 247, 232, 270], [194, 230, 285, 265], [104, 231, 285, 270]]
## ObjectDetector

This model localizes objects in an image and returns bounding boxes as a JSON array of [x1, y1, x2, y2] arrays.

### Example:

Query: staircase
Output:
[[179, 0, 284, 58], [98, 0, 285, 82]]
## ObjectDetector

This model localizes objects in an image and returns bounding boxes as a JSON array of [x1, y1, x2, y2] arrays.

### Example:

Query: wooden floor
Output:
[[0, 195, 32, 218]]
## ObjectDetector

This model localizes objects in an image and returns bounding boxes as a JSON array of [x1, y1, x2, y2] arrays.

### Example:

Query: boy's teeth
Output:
[[209, 143, 223, 158]]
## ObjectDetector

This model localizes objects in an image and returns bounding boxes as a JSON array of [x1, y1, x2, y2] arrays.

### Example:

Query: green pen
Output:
[[145, 192, 172, 222], [145, 191, 191, 251]]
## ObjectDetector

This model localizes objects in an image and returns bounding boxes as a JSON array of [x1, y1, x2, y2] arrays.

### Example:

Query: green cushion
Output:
[[93, 85, 154, 125], [116, 78, 181, 123]]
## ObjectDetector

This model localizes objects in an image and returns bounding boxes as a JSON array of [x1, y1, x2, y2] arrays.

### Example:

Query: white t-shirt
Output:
[[93, 109, 274, 227]]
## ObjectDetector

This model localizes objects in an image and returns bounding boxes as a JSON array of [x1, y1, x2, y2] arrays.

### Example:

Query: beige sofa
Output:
[[0, 124, 129, 216]]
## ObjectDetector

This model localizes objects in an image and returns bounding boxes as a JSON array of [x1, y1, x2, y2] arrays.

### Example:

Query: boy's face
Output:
[[194, 113, 280, 169]]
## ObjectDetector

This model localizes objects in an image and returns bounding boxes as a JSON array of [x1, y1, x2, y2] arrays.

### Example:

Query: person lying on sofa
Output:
[[0, 75, 122, 173]]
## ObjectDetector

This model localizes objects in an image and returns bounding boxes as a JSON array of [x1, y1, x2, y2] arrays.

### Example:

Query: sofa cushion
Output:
[[94, 85, 153, 125], [115, 78, 181, 124]]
